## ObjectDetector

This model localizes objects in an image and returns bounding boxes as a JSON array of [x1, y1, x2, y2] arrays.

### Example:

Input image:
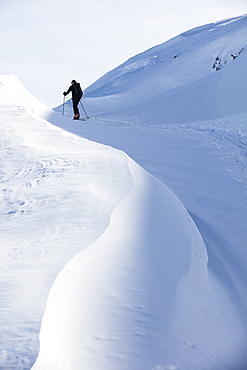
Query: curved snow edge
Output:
[[31, 154, 244, 370]]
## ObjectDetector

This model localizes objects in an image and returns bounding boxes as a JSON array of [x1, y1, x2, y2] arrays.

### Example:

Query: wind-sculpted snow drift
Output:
[[32, 157, 244, 370], [0, 75, 131, 368]]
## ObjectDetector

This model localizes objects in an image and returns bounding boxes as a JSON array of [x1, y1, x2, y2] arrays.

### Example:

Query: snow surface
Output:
[[1, 14, 247, 370]]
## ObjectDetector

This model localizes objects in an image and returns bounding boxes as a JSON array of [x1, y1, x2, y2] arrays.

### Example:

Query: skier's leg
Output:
[[73, 98, 80, 118], [72, 98, 80, 119]]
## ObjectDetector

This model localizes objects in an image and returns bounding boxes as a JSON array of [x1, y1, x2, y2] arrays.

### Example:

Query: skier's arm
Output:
[[63, 86, 72, 96]]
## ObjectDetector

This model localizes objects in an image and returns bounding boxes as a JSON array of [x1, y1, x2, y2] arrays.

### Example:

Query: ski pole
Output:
[[80, 100, 89, 119], [62, 95, 65, 115]]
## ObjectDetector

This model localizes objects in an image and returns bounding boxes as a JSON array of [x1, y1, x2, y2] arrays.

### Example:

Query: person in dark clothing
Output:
[[63, 80, 83, 120]]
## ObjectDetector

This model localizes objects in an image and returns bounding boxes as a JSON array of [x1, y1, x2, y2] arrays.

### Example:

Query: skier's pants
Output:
[[72, 97, 80, 116]]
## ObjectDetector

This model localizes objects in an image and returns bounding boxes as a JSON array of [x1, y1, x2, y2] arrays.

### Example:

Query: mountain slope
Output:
[[81, 15, 247, 121]]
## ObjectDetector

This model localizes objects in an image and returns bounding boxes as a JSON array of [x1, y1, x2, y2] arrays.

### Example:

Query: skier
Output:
[[63, 80, 83, 120]]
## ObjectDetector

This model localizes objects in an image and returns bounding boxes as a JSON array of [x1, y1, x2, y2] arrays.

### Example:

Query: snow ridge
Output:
[[32, 156, 244, 370]]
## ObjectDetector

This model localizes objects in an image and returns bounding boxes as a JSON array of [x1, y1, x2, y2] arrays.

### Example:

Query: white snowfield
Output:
[[1, 14, 247, 370]]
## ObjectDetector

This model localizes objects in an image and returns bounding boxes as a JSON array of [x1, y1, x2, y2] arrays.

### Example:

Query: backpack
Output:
[[74, 83, 83, 99]]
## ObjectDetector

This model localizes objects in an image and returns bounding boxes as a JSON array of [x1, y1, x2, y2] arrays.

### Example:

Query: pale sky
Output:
[[0, 0, 246, 107]]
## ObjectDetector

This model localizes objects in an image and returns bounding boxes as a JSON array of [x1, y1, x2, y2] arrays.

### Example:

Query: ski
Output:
[[72, 117, 89, 121]]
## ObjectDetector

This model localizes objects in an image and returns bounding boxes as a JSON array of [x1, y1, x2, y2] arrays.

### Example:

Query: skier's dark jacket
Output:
[[64, 82, 83, 100]]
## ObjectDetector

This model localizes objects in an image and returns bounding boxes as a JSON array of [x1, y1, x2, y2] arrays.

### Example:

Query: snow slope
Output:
[[80, 14, 247, 122], [1, 14, 247, 370]]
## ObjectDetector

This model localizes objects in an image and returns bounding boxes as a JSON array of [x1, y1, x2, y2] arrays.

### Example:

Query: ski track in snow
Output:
[[90, 114, 247, 190]]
